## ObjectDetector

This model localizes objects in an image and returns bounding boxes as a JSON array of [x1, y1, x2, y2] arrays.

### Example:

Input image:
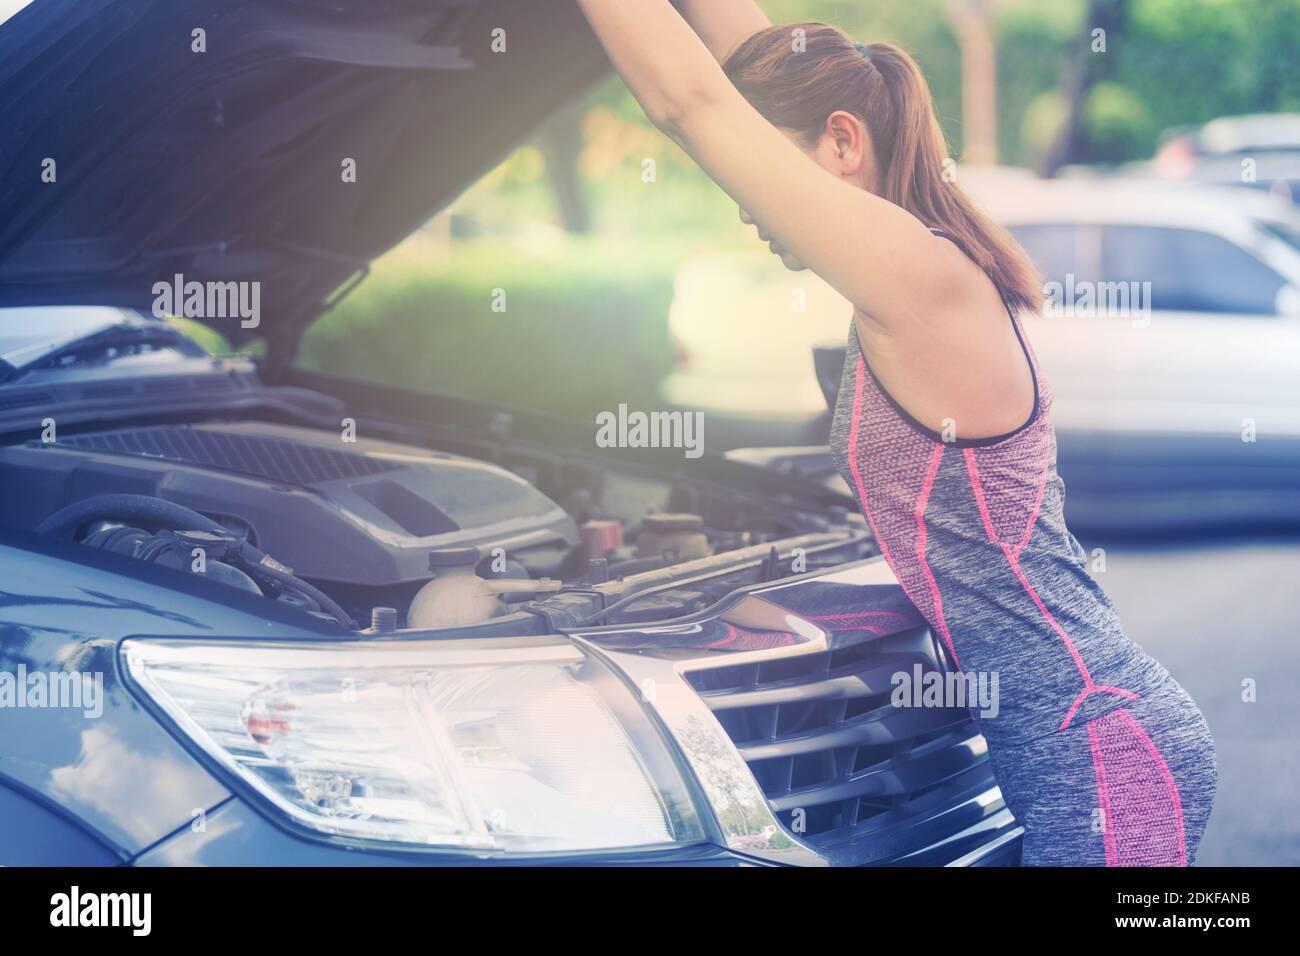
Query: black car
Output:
[[0, 0, 1020, 866]]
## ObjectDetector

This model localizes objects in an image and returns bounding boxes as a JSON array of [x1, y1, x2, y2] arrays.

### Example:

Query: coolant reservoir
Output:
[[408, 549, 508, 628], [408, 548, 562, 629]]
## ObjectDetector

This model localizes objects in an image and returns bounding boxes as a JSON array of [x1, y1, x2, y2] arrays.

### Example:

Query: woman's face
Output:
[[738, 205, 808, 271], [739, 119, 874, 272]]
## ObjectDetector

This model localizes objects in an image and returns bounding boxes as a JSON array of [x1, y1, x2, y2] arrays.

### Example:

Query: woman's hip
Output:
[[985, 680, 1216, 866]]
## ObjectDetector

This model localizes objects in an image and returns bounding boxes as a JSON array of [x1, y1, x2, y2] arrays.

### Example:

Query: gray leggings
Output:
[[986, 677, 1217, 866]]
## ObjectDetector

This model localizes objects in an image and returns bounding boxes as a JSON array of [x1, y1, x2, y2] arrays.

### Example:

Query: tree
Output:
[[1041, 0, 1129, 176], [948, 0, 1000, 165]]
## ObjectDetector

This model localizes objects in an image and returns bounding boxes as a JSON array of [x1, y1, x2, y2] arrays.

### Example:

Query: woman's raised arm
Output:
[[573, 0, 970, 329], [676, 0, 772, 63]]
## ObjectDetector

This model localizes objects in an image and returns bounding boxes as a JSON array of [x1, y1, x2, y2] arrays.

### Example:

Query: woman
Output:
[[575, 0, 1216, 866]]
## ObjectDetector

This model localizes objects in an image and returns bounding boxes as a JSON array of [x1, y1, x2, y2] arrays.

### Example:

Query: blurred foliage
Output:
[[1083, 80, 1156, 162], [756, 0, 1300, 166], [478, 0, 1300, 209], [298, 237, 679, 421], [1020, 89, 1071, 161], [168, 316, 228, 355], [1003, 0, 1300, 165], [1122, 0, 1300, 124]]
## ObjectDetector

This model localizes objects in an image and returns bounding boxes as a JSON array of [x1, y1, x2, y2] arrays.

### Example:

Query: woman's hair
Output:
[[724, 23, 1042, 314]]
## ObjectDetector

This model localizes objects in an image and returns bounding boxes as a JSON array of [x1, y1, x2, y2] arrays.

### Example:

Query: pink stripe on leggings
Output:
[[1087, 708, 1188, 866]]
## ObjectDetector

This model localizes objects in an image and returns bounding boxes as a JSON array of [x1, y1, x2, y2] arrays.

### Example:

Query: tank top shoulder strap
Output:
[[928, 226, 1023, 329], [844, 225, 1045, 447], [930, 227, 977, 265]]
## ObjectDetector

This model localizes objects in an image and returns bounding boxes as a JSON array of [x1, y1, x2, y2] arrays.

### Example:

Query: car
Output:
[[0, 0, 1020, 866], [957, 177, 1300, 532], [1145, 112, 1300, 203]]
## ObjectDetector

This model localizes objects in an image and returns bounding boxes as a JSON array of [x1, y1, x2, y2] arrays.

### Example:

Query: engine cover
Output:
[[0, 422, 577, 586]]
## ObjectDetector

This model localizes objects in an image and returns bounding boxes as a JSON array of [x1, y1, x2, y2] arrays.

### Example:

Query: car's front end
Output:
[[120, 562, 1022, 867], [0, 337, 1021, 866], [0, 0, 1020, 866]]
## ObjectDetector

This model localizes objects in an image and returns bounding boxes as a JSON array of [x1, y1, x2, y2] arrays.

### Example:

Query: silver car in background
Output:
[[983, 178, 1300, 530], [664, 177, 1300, 530]]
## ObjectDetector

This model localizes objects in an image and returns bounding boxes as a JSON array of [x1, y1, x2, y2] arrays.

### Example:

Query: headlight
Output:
[[122, 636, 706, 856]]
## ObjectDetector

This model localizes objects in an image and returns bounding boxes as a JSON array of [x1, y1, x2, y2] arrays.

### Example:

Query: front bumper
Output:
[[135, 557, 1023, 867], [132, 797, 751, 867], [132, 793, 1020, 866]]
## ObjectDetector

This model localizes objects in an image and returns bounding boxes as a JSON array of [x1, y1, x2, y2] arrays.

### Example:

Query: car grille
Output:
[[684, 624, 1002, 863]]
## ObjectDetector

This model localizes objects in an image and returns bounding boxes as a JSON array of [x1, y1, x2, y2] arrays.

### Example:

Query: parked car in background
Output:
[[669, 176, 1300, 531], [1144, 112, 1300, 204], [982, 178, 1300, 530]]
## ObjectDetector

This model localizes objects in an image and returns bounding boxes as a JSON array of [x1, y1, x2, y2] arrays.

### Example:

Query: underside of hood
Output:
[[0, 0, 610, 362]]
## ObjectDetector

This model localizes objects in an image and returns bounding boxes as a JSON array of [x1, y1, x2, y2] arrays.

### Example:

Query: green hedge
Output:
[[297, 240, 679, 422]]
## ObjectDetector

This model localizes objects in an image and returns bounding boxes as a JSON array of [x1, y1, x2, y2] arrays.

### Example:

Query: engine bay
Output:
[[0, 419, 872, 632]]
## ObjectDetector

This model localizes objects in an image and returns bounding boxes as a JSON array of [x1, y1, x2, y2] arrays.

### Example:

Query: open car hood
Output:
[[0, 0, 609, 362]]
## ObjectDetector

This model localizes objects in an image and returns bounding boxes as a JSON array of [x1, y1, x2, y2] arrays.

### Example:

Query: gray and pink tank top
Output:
[[827, 235, 1171, 746]]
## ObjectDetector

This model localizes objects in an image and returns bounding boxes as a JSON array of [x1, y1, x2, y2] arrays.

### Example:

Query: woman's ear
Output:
[[826, 110, 865, 169]]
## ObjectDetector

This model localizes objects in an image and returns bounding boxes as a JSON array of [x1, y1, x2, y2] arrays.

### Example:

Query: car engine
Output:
[[0, 421, 871, 631]]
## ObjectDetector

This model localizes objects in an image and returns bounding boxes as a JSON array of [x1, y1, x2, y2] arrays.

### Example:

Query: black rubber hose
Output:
[[35, 494, 230, 540], [35, 494, 356, 630], [251, 561, 357, 631]]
